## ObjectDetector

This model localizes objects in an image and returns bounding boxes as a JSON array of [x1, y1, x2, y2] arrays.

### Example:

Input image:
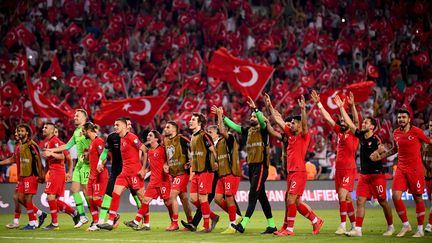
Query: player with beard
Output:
[[41, 122, 77, 230], [1, 129, 46, 229], [163, 121, 193, 230], [311, 91, 358, 234], [47, 109, 91, 228], [82, 122, 108, 231], [15, 124, 45, 230], [226, 97, 276, 234], [96, 118, 143, 228], [371, 109, 432, 237], [335, 96, 394, 237], [422, 119, 432, 233], [264, 94, 323, 236], [124, 130, 173, 230], [97, 117, 148, 231]]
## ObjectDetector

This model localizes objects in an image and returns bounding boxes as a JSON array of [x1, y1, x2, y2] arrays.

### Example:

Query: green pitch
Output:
[[0, 208, 430, 242]]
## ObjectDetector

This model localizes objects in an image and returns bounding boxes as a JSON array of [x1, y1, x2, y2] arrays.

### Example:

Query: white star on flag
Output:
[[233, 66, 240, 73], [123, 103, 131, 111]]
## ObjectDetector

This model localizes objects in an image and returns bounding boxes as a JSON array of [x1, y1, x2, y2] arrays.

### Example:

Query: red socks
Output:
[[347, 201, 356, 224], [48, 200, 58, 224], [135, 203, 149, 222], [339, 201, 347, 223], [287, 204, 297, 229], [415, 200, 425, 226], [393, 199, 408, 223], [108, 193, 120, 221]]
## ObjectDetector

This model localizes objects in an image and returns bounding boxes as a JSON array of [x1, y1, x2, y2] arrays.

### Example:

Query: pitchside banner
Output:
[[0, 181, 429, 214]]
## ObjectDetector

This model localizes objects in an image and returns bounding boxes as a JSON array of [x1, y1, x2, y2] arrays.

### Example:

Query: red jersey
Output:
[[333, 125, 359, 170], [41, 136, 65, 173], [284, 125, 310, 172], [394, 126, 429, 172], [88, 137, 106, 179], [148, 145, 168, 187], [120, 132, 143, 176]]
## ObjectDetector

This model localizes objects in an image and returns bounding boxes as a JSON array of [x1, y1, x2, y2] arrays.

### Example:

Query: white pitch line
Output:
[[0, 236, 220, 243]]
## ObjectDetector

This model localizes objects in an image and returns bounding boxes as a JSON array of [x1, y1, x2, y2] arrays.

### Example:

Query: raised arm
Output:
[[334, 95, 357, 133], [264, 93, 286, 130], [247, 96, 266, 129], [348, 92, 359, 127], [0, 156, 15, 165], [299, 95, 308, 134], [265, 117, 283, 140], [311, 90, 336, 127], [223, 116, 242, 134], [213, 106, 229, 139]]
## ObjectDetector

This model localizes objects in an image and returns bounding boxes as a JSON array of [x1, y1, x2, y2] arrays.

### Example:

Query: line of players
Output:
[[2, 92, 432, 238]]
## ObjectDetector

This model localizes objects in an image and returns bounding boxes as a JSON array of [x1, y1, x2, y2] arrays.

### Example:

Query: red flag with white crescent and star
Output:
[[25, 72, 73, 118], [95, 96, 166, 126], [207, 47, 274, 101]]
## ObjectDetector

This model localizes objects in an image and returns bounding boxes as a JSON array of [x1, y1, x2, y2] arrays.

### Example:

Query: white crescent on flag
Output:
[[236, 66, 258, 87], [34, 91, 49, 108], [327, 91, 339, 110], [129, 99, 151, 115]]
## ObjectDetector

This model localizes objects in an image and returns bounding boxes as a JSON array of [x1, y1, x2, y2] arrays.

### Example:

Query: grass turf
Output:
[[0, 208, 431, 242]]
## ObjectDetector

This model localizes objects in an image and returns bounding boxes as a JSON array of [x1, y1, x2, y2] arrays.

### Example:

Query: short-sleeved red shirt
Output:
[[120, 132, 143, 176], [88, 137, 106, 179], [333, 125, 359, 170], [148, 145, 168, 187], [284, 125, 310, 172], [394, 126, 430, 172], [42, 136, 65, 173]]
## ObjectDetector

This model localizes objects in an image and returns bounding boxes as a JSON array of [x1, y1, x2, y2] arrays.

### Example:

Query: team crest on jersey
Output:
[[408, 135, 414, 141], [166, 145, 175, 160], [98, 145, 103, 150], [55, 143, 59, 148], [134, 138, 139, 144]]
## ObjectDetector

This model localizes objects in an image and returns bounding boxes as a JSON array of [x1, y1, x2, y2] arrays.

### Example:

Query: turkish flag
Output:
[[95, 60, 110, 74], [65, 73, 80, 87], [82, 33, 99, 52], [179, 97, 199, 112], [207, 48, 274, 101], [109, 58, 123, 74], [345, 81, 376, 102], [208, 77, 222, 89], [4, 28, 18, 48], [156, 82, 171, 96], [26, 73, 73, 119], [131, 75, 146, 92], [319, 89, 348, 115], [42, 54, 62, 79], [377, 119, 392, 142], [164, 58, 179, 82], [366, 63, 379, 78], [1, 82, 20, 98], [133, 50, 147, 63], [206, 91, 224, 108], [284, 56, 299, 70], [95, 96, 166, 126], [14, 53, 27, 72], [412, 52, 431, 66], [15, 24, 35, 46], [189, 50, 203, 71], [136, 15, 153, 29], [300, 75, 316, 88], [64, 22, 83, 37], [271, 80, 289, 100], [176, 32, 189, 49]]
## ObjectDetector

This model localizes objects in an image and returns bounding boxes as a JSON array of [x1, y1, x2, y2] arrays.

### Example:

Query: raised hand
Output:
[[334, 95, 344, 108], [246, 96, 256, 109], [311, 90, 320, 104], [348, 91, 355, 105], [215, 106, 224, 118], [298, 95, 306, 109], [210, 105, 218, 115], [263, 93, 272, 107]]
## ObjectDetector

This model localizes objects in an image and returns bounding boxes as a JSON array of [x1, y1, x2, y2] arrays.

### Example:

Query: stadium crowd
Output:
[[0, 0, 431, 182]]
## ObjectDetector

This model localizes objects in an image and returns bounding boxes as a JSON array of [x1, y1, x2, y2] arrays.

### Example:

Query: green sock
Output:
[[267, 217, 276, 228], [99, 195, 112, 221], [73, 192, 85, 216], [240, 217, 250, 228], [133, 195, 141, 209]]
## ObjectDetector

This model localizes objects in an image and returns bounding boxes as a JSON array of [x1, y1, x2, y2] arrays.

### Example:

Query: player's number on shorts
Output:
[[199, 182, 204, 189], [24, 182, 29, 189], [291, 181, 297, 189], [376, 185, 384, 193], [173, 177, 181, 185], [94, 184, 100, 191], [343, 177, 350, 183], [132, 177, 138, 184], [225, 182, 231, 190], [46, 182, 51, 188], [417, 180, 421, 189], [161, 187, 166, 194]]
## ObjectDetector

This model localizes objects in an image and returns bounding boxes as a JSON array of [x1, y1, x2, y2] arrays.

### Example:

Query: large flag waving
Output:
[[94, 96, 166, 126], [207, 48, 274, 101], [26, 72, 73, 118]]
